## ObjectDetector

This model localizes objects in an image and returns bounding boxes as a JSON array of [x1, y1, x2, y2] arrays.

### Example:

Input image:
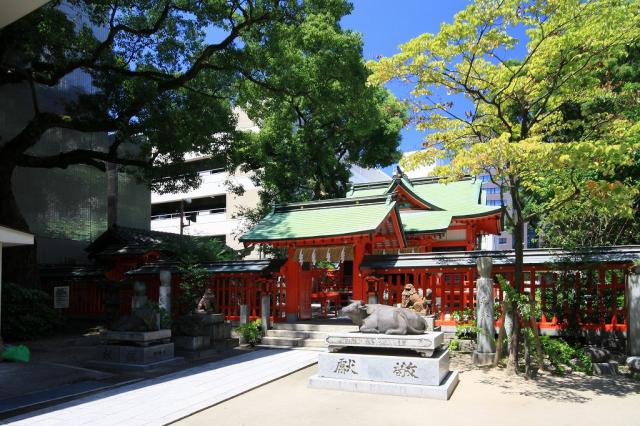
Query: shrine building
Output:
[[239, 172, 502, 321], [50, 171, 638, 335]]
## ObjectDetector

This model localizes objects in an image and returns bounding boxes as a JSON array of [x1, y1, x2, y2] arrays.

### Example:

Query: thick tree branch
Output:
[[17, 149, 150, 171]]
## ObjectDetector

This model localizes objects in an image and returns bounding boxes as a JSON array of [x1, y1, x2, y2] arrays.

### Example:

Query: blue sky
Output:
[[342, 0, 472, 156]]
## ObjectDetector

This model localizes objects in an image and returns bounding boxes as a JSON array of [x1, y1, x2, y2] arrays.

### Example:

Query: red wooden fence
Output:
[[369, 265, 628, 331]]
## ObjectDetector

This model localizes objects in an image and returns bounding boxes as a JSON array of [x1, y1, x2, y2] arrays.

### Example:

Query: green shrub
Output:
[[540, 336, 592, 374], [1, 283, 64, 341], [236, 319, 263, 346], [455, 323, 479, 340], [448, 338, 460, 351]]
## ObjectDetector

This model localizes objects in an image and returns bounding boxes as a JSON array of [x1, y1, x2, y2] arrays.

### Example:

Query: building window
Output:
[[486, 200, 502, 206], [498, 237, 508, 244], [479, 175, 491, 183], [483, 187, 500, 194], [151, 195, 226, 219]]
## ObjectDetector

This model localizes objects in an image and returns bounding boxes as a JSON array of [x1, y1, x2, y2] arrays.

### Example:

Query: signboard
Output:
[[53, 286, 70, 309]]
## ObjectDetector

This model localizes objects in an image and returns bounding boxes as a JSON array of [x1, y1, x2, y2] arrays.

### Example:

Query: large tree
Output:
[[0, 0, 402, 285], [534, 44, 640, 247], [370, 0, 640, 374]]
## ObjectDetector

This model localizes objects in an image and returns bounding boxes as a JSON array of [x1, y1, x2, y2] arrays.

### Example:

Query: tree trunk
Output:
[[493, 300, 510, 366], [529, 297, 544, 369], [506, 191, 525, 375], [0, 161, 40, 288]]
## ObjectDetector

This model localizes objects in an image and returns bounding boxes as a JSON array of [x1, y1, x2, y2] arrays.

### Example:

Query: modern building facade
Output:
[[0, 4, 150, 266], [478, 173, 537, 251]]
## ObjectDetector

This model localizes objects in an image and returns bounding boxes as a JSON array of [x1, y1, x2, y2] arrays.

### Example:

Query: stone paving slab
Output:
[[3, 349, 319, 426]]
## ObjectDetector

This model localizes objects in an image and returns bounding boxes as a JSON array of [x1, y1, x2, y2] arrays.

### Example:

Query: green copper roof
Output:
[[243, 175, 502, 242], [400, 210, 453, 233], [240, 196, 398, 242], [348, 176, 500, 218]]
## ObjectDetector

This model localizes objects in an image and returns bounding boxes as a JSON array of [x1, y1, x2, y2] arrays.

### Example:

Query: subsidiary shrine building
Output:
[[239, 172, 503, 321]]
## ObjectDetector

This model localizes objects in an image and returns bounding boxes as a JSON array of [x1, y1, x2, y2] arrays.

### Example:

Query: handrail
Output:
[[151, 207, 226, 220]]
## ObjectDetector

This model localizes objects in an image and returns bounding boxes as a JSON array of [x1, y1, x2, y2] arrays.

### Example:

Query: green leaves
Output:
[[232, 3, 404, 204], [1, 0, 403, 216], [372, 0, 640, 240]]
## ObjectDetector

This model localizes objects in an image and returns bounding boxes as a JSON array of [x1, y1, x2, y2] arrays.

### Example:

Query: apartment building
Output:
[[479, 173, 537, 250], [150, 110, 391, 254]]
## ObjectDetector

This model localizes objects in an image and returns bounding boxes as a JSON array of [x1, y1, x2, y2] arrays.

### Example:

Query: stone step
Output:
[[264, 329, 332, 340], [297, 339, 327, 348], [259, 336, 304, 347], [264, 330, 311, 339], [272, 323, 358, 332], [257, 338, 326, 349]]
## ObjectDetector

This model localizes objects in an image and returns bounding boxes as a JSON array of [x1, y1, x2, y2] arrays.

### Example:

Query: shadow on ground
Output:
[[467, 365, 640, 403]]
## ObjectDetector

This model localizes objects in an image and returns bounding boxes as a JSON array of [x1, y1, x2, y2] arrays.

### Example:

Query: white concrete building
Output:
[[150, 110, 391, 254], [478, 173, 536, 250]]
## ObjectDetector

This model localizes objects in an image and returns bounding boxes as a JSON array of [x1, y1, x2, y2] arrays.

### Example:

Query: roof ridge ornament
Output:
[[392, 165, 413, 187]]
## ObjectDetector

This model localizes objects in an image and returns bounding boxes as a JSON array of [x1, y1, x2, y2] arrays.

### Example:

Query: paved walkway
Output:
[[3, 349, 319, 426]]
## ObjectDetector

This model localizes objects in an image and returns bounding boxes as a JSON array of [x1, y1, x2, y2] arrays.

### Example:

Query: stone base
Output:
[[211, 322, 232, 340], [326, 332, 443, 358], [472, 351, 496, 367], [593, 361, 619, 375], [101, 329, 171, 344], [97, 342, 174, 365], [318, 349, 449, 386], [177, 338, 239, 360], [175, 335, 211, 351], [627, 356, 640, 373], [309, 370, 459, 400], [420, 315, 436, 331]]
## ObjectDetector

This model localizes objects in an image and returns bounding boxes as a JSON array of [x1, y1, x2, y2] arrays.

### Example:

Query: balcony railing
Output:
[[151, 207, 226, 220]]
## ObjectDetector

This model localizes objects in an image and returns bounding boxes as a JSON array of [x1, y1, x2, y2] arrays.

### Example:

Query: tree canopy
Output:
[[369, 0, 640, 373], [0, 0, 403, 284], [0, 0, 402, 213]]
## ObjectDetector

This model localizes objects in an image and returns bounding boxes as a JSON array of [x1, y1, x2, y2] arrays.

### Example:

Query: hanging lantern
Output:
[[298, 250, 304, 265], [340, 247, 345, 263], [311, 248, 316, 264], [326, 248, 331, 263], [383, 288, 389, 303]]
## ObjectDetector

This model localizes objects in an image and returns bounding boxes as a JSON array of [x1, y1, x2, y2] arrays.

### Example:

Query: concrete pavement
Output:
[[3, 348, 319, 426]]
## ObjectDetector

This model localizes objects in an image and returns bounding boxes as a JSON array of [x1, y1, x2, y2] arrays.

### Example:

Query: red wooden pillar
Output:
[[284, 245, 300, 322], [352, 238, 367, 302]]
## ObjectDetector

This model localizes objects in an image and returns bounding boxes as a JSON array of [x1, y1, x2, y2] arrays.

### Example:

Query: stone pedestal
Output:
[[93, 329, 179, 370], [421, 314, 436, 331], [318, 349, 449, 386], [326, 331, 443, 358], [473, 257, 496, 366], [310, 332, 458, 400], [309, 370, 459, 401], [174, 315, 237, 360], [175, 335, 211, 351], [627, 269, 640, 356]]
